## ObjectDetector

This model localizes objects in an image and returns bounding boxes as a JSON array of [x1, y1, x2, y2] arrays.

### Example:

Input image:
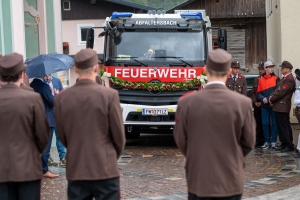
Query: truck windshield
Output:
[[105, 29, 205, 66]]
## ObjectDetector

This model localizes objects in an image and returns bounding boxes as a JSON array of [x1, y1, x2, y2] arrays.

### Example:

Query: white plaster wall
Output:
[[62, 19, 105, 55], [280, 1, 300, 70], [53, 0, 63, 54], [266, 0, 281, 75], [12, 0, 26, 56], [62, 19, 105, 85], [266, 0, 300, 123]]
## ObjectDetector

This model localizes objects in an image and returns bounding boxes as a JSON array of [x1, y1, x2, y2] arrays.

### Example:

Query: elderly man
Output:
[[174, 49, 255, 200], [270, 61, 295, 152], [54, 48, 125, 200], [0, 53, 49, 199]]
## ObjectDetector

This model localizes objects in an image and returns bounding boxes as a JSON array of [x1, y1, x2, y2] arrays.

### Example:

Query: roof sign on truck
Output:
[[135, 20, 177, 26]]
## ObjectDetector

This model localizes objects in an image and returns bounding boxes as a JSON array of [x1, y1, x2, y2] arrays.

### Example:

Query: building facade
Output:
[[0, 0, 67, 85], [266, 0, 300, 123], [168, 0, 267, 74]]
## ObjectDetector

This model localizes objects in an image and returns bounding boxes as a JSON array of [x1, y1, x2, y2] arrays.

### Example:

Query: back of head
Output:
[[206, 49, 232, 76], [0, 53, 26, 82], [75, 48, 98, 70]]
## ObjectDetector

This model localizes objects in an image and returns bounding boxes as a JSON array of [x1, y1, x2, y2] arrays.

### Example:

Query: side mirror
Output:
[[218, 29, 227, 50], [114, 36, 122, 45], [86, 28, 95, 49]]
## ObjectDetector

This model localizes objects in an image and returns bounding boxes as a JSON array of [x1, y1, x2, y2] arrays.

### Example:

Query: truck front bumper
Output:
[[120, 103, 177, 126]]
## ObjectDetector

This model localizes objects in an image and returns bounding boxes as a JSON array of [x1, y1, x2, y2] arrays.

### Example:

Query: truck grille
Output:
[[114, 87, 197, 106]]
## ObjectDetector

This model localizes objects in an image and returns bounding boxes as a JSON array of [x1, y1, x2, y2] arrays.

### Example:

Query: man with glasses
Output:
[[257, 61, 280, 149]]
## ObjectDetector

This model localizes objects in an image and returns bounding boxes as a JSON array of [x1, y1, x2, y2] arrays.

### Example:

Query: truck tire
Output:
[[125, 131, 140, 139]]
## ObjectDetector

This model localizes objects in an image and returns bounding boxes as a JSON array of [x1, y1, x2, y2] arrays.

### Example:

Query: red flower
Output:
[[148, 86, 152, 91], [125, 84, 129, 89], [131, 84, 135, 89], [109, 79, 113, 83], [195, 80, 199, 85], [114, 82, 119, 86], [172, 85, 176, 90], [141, 84, 145, 89], [189, 84, 193, 88], [176, 86, 180, 90], [137, 84, 140, 89], [162, 84, 166, 89], [120, 83, 124, 88], [183, 84, 187, 89], [166, 85, 170, 89], [154, 86, 158, 91]]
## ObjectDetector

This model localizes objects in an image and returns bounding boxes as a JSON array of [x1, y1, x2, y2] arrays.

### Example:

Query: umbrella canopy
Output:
[[25, 53, 74, 78]]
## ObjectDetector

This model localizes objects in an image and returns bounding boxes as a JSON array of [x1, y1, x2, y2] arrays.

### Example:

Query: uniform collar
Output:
[[75, 79, 97, 85]]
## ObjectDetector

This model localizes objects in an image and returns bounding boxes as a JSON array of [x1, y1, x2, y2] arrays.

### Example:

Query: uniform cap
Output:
[[258, 62, 264, 70], [295, 69, 300, 81], [231, 61, 240, 68], [280, 61, 293, 69], [206, 49, 232, 72], [0, 53, 26, 75], [75, 48, 98, 69], [264, 61, 275, 68]]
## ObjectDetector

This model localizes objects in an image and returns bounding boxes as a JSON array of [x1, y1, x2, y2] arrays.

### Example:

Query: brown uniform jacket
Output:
[[251, 76, 261, 104], [54, 79, 125, 181], [174, 84, 255, 197], [0, 84, 49, 183], [20, 83, 34, 91], [226, 74, 247, 95], [270, 73, 295, 113]]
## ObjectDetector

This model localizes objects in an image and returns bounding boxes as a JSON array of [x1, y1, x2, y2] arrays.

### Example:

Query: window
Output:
[[63, 1, 71, 11], [77, 24, 94, 46]]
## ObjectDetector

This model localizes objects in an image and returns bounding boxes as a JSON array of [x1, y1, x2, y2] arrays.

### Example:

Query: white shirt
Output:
[[294, 88, 300, 107], [206, 81, 225, 86]]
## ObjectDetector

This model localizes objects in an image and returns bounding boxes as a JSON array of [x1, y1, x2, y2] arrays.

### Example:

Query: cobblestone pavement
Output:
[[42, 134, 300, 199]]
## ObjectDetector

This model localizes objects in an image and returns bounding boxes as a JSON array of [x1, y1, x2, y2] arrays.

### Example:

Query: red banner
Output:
[[104, 66, 205, 82]]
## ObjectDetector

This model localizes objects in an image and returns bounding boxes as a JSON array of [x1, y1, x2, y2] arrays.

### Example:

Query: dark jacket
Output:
[[226, 74, 248, 95], [270, 73, 295, 113], [257, 72, 280, 108], [30, 78, 55, 127]]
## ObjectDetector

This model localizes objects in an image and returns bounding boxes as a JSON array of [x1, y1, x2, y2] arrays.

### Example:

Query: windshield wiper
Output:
[[108, 56, 148, 67], [153, 56, 193, 67]]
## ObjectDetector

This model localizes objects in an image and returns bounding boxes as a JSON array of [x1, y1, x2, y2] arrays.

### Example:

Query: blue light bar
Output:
[[181, 12, 202, 20], [111, 12, 132, 19]]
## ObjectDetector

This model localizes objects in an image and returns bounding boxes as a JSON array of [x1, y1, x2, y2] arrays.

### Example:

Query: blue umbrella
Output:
[[25, 53, 74, 78]]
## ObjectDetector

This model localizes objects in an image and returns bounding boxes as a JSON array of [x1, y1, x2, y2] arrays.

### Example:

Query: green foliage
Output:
[[124, 0, 187, 10]]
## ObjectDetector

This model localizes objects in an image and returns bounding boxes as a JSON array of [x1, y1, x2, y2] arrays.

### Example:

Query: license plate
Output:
[[142, 108, 168, 115]]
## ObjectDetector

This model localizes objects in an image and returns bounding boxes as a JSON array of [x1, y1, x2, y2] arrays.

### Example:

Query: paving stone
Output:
[[41, 134, 300, 199]]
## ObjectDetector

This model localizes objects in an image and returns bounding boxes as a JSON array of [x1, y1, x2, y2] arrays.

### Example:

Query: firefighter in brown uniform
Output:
[[269, 61, 296, 152], [0, 53, 49, 200], [226, 61, 247, 95], [251, 62, 265, 147]]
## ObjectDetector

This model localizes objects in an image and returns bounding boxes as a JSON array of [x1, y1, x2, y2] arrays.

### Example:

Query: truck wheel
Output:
[[125, 131, 140, 139]]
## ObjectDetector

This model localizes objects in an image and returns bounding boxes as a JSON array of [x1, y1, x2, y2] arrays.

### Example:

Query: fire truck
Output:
[[86, 10, 227, 139]]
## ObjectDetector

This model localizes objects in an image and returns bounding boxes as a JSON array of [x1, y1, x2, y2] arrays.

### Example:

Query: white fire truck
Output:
[[86, 10, 227, 138]]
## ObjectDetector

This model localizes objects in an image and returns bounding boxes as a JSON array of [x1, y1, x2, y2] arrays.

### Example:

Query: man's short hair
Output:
[[0, 71, 23, 82], [75, 65, 95, 75], [207, 68, 227, 77]]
